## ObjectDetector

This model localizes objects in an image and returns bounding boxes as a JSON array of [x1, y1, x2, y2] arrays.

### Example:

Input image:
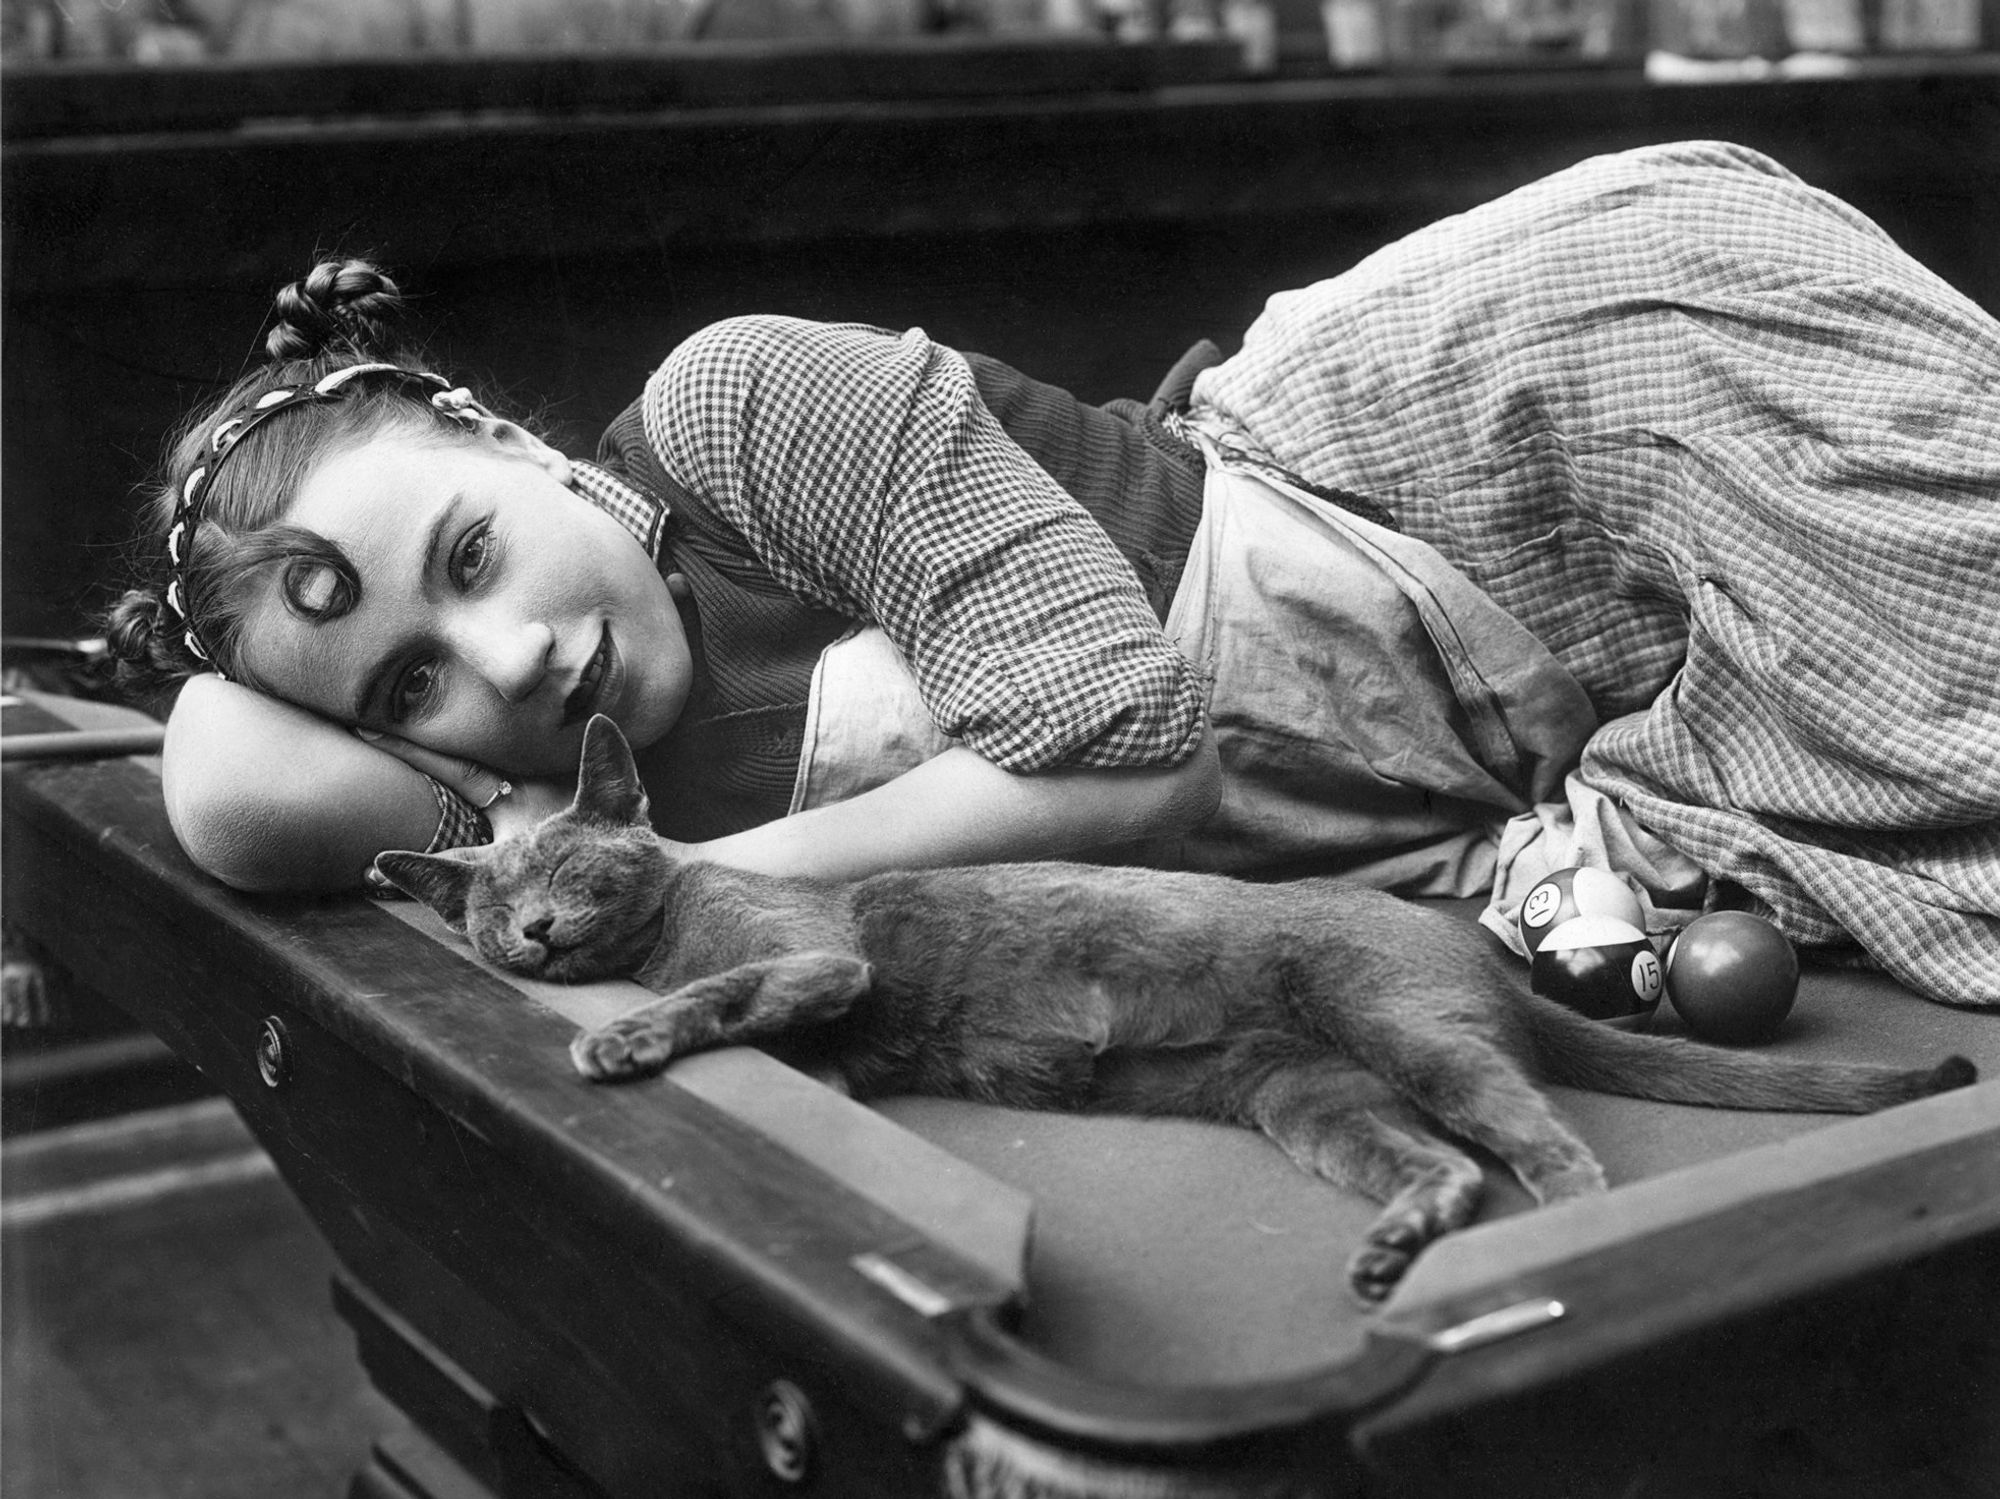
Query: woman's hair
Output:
[[103, 259, 481, 702]]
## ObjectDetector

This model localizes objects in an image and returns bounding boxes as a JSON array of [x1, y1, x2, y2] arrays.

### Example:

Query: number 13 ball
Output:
[[1664, 912, 1799, 1044], [1518, 867, 1647, 956]]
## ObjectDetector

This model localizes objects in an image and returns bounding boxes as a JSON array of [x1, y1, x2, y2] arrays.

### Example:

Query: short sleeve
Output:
[[643, 316, 1205, 772]]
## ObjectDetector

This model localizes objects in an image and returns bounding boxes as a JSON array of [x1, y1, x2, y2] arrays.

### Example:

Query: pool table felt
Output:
[[378, 893, 2000, 1391]]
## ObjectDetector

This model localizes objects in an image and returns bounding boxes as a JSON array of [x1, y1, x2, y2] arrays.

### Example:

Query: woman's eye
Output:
[[454, 524, 493, 586], [390, 659, 439, 722]]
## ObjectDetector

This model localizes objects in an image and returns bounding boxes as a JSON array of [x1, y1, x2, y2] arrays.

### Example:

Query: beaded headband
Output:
[[163, 362, 452, 676]]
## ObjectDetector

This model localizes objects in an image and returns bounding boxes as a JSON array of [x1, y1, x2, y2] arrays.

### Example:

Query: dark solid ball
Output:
[[1517, 866, 1647, 957], [1665, 912, 1800, 1044], [1530, 915, 1663, 1027]]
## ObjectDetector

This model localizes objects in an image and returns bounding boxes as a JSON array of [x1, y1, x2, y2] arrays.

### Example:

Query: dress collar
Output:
[[570, 459, 667, 562]]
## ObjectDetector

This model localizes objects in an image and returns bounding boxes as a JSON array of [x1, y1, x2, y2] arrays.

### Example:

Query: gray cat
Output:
[[377, 716, 1975, 1303]]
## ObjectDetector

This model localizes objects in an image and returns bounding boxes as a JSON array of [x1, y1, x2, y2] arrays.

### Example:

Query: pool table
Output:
[[5, 690, 1997, 1497]]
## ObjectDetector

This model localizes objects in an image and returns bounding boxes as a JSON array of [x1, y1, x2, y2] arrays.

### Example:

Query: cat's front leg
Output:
[[571, 952, 872, 1083]]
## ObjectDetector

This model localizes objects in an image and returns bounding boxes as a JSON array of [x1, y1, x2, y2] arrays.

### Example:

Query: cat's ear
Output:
[[373, 850, 479, 932], [574, 714, 650, 828]]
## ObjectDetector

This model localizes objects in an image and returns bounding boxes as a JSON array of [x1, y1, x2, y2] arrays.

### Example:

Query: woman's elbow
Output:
[[160, 681, 385, 893], [163, 749, 340, 892]]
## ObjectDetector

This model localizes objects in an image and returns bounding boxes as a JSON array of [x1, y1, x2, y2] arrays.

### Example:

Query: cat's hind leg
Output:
[[1244, 1061, 1486, 1305], [1364, 1031, 1608, 1207], [571, 952, 872, 1082]]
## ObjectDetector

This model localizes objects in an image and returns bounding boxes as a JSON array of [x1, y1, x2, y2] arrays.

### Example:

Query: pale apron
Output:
[[790, 437, 1601, 914]]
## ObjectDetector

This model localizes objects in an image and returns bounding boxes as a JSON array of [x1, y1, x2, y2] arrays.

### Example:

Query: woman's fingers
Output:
[[353, 728, 513, 810]]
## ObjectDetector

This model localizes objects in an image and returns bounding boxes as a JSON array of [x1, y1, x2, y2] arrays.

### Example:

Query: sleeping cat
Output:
[[377, 716, 1976, 1303]]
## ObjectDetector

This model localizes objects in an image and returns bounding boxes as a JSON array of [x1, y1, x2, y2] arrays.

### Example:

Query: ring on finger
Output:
[[477, 781, 514, 810]]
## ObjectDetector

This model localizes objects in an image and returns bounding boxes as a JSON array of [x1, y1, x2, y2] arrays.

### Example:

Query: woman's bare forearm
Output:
[[162, 675, 445, 891], [164, 675, 1219, 890], [692, 731, 1222, 881]]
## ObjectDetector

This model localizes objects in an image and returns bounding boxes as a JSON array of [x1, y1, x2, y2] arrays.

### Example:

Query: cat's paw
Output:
[[1346, 1239, 1418, 1305], [1345, 1213, 1432, 1304], [570, 1021, 677, 1082]]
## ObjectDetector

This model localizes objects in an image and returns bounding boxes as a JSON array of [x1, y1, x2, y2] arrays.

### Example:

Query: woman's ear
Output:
[[480, 417, 573, 486], [434, 390, 572, 485]]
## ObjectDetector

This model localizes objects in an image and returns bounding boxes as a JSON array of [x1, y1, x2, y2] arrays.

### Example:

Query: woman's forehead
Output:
[[293, 433, 456, 526]]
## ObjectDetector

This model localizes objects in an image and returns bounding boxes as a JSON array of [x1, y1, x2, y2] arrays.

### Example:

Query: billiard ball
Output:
[[1517, 866, 1647, 956], [1530, 915, 1664, 1027], [1665, 912, 1799, 1044]]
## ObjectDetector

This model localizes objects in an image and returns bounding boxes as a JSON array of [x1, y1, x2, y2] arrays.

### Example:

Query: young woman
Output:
[[107, 141, 2000, 1006]]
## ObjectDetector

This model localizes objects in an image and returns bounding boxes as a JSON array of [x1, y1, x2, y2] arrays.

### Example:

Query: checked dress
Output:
[[1194, 141, 2000, 1005]]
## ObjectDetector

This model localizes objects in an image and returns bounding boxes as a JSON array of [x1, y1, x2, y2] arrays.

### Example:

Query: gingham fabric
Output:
[[643, 317, 1207, 774], [1195, 141, 2000, 1005], [570, 456, 668, 560], [421, 773, 490, 852]]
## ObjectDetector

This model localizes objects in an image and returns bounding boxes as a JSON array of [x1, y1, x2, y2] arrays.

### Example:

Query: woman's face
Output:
[[236, 425, 692, 779]]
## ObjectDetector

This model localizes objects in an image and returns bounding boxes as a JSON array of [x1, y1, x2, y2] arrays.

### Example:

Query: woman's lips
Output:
[[562, 627, 613, 728]]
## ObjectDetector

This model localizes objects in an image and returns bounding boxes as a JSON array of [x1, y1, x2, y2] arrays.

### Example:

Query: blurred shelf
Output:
[[4, 50, 1995, 295], [0, 36, 1253, 140], [3, 1030, 217, 1136]]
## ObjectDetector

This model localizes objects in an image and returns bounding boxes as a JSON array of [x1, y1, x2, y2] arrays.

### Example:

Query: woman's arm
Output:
[[641, 319, 1219, 880], [650, 319, 1208, 777], [161, 676, 567, 892], [165, 671, 1216, 888], [694, 730, 1221, 881]]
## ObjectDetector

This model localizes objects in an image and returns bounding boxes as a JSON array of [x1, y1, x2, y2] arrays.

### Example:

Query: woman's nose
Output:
[[457, 616, 556, 703]]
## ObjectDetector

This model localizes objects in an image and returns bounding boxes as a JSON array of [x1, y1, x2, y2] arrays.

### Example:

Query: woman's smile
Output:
[[563, 626, 617, 728], [235, 426, 691, 778]]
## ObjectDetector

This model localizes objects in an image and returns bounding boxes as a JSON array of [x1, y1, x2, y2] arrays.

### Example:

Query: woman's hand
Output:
[[348, 729, 574, 843]]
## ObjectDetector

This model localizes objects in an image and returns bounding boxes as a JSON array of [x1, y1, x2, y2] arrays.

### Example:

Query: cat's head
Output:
[[375, 715, 667, 984]]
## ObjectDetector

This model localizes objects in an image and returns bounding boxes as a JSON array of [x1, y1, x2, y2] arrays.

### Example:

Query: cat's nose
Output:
[[522, 914, 555, 947]]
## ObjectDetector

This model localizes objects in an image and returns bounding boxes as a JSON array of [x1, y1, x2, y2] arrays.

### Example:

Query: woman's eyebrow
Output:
[[420, 494, 469, 595], [350, 494, 467, 721]]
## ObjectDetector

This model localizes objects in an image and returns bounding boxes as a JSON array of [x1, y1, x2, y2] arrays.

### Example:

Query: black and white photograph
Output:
[[2, 2, 1996, 1494]]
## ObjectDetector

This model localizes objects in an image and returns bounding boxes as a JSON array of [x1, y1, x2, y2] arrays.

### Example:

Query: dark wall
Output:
[[7, 56, 1997, 645]]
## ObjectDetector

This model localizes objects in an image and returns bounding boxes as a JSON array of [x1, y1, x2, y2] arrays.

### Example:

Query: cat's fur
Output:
[[378, 717, 1977, 1303]]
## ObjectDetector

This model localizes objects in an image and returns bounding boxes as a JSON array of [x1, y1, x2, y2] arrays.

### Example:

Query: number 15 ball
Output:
[[1530, 915, 1663, 1027]]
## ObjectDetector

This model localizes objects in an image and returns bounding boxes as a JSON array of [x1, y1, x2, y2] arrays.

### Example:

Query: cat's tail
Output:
[[1521, 992, 1976, 1112]]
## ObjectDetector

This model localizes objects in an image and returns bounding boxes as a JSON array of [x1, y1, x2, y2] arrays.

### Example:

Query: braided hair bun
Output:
[[102, 585, 187, 698], [264, 259, 409, 363], [103, 257, 453, 700]]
